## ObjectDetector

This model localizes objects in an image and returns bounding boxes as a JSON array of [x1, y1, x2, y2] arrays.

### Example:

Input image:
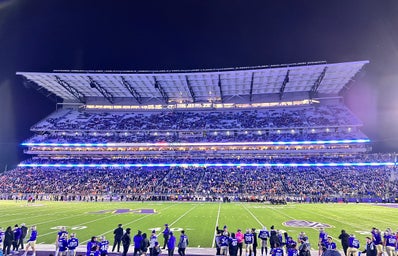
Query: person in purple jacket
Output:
[[57, 233, 69, 256], [87, 236, 100, 256], [133, 230, 143, 256], [384, 232, 395, 256], [167, 232, 176, 256], [287, 243, 299, 256], [12, 224, 21, 252], [347, 234, 360, 256], [318, 228, 328, 256], [371, 228, 383, 256], [67, 233, 79, 256]]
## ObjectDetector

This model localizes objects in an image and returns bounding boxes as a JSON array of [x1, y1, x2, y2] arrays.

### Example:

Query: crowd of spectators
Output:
[[1, 162, 397, 201], [6, 103, 393, 204], [20, 153, 395, 165], [31, 104, 362, 132], [25, 104, 367, 146]]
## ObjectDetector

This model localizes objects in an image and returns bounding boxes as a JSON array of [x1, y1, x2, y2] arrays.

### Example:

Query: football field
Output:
[[1, 200, 397, 248]]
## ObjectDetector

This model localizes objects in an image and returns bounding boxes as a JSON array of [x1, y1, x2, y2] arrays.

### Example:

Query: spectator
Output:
[[121, 228, 131, 256], [3, 226, 13, 256], [177, 230, 188, 256], [112, 224, 123, 253], [338, 230, 349, 256], [133, 230, 142, 256], [167, 232, 176, 256]]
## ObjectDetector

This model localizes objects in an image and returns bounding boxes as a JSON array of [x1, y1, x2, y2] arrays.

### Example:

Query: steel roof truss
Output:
[[218, 74, 224, 103], [54, 75, 86, 103], [88, 76, 114, 104], [153, 77, 169, 104], [120, 76, 142, 104], [279, 70, 290, 100], [185, 76, 196, 103], [310, 67, 327, 99]]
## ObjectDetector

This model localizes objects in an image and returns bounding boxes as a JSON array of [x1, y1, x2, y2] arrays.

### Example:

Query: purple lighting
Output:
[[21, 139, 371, 147], [17, 162, 395, 168]]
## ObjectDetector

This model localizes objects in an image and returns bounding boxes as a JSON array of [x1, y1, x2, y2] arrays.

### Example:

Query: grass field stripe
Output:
[[31, 205, 106, 226], [242, 204, 264, 227], [30, 201, 132, 224], [37, 212, 124, 238], [268, 206, 339, 240], [0, 204, 97, 229], [330, 206, 397, 228], [6, 209, 90, 226], [294, 205, 365, 231], [32, 212, 94, 226], [80, 203, 176, 244], [155, 203, 199, 236], [22, 202, 108, 223], [351, 213, 396, 227], [169, 203, 199, 227], [3, 201, 398, 247], [0, 206, 54, 216], [211, 202, 222, 248], [0, 203, 86, 220], [80, 212, 154, 244]]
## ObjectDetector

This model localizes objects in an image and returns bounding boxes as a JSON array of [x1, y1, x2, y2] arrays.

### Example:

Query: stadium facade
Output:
[[2, 60, 397, 202]]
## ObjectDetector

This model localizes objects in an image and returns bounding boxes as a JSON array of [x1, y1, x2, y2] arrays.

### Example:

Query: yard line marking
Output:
[[31, 204, 105, 226], [6, 211, 90, 226], [155, 203, 200, 237], [36, 213, 119, 238], [293, 205, 367, 231], [349, 213, 396, 227], [0, 204, 84, 220], [305, 204, 398, 228], [1, 205, 96, 226], [267, 205, 339, 240], [242, 204, 264, 227], [169, 203, 199, 227], [2, 203, 100, 220], [80, 213, 153, 243], [34, 202, 158, 237], [211, 203, 221, 248], [81, 203, 177, 244]]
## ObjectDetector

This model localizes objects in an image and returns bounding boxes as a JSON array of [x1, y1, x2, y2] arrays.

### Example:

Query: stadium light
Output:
[[21, 139, 371, 147], [17, 162, 395, 168]]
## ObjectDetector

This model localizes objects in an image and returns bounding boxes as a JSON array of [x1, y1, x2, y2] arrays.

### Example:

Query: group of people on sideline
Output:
[[110, 224, 188, 256], [322, 227, 398, 256], [214, 225, 311, 256], [212, 225, 398, 256], [51, 224, 188, 256], [3, 223, 398, 256], [0, 224, 37, 256], [336, 227, 398, 256]]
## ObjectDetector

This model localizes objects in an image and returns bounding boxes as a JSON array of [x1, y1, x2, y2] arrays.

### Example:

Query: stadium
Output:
[[1, 61, 398, 255]]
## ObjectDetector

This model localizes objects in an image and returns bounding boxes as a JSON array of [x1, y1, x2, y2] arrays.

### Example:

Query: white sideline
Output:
[[211, 203, 221, 248], [15, 244, 323, 255]]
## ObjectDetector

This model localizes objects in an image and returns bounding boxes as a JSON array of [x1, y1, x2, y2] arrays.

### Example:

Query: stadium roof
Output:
[[17, 60, 369, 105]]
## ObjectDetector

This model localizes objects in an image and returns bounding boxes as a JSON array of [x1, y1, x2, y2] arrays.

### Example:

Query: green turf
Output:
[[0, 201, 395, 248]]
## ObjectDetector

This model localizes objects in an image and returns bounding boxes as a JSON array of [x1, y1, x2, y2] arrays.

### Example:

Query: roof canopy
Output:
[[17, 60, 368, 104]]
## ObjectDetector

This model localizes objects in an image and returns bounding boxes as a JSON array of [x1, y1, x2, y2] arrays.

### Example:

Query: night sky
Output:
[[0, 1, 398, 170]]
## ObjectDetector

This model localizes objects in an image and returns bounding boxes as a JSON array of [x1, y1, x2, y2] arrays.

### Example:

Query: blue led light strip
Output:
[[21, 139, 370, 147], [18, 162, 395, 168]]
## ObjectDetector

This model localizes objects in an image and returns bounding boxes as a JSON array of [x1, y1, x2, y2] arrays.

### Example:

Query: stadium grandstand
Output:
[[1, 60, 397, 202]]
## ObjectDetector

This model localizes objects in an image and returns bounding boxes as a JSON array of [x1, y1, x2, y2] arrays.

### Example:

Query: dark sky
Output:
[[0, 0, 398, 170]]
